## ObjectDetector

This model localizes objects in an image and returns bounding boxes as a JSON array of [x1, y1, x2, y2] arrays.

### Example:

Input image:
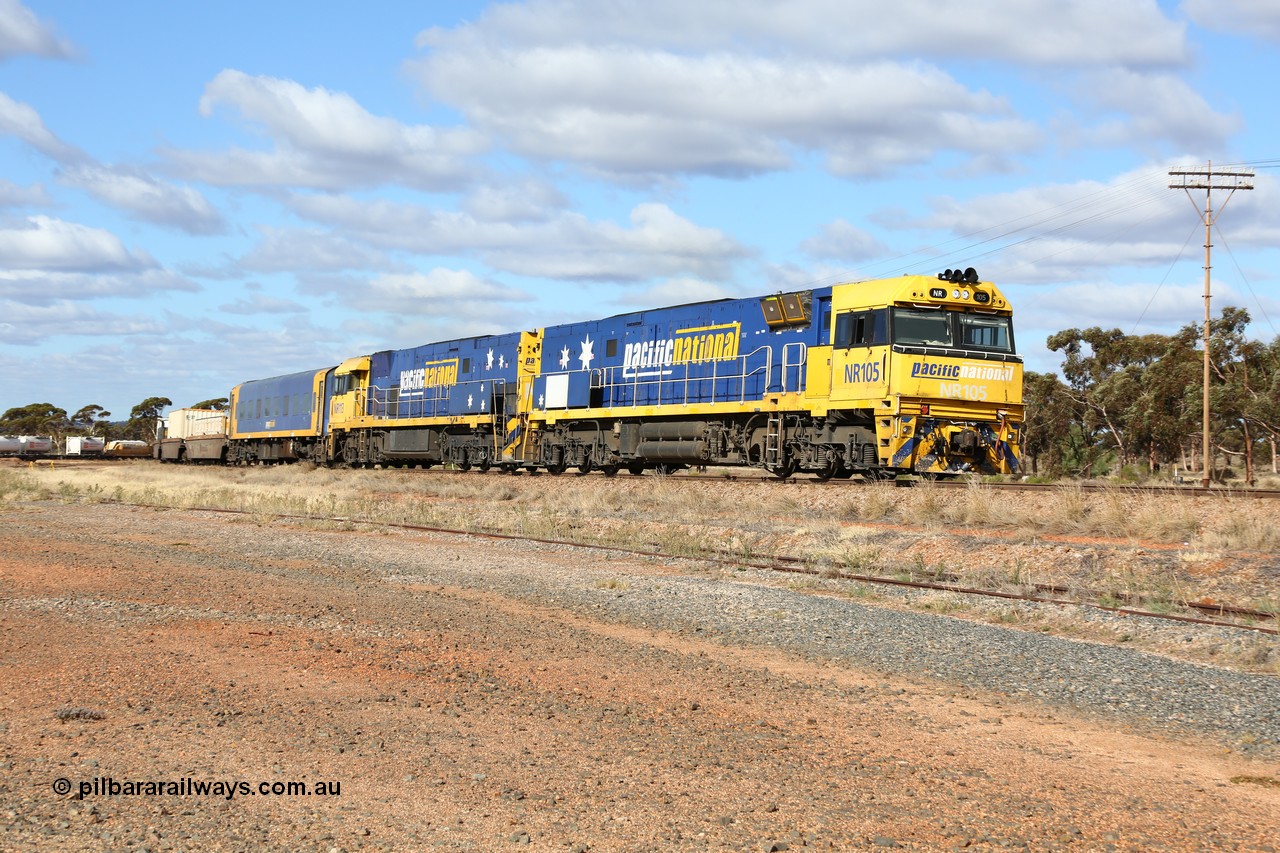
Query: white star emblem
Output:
[[486, 349, 494, 370], [498, 354, 506, 369], [578, 336, 595, 370], [538, 393, 545, 408], [467, 394, 474, 407], [559, 346, 570, 370]]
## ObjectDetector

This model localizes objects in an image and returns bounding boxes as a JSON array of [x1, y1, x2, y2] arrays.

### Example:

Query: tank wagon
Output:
[[16, 436, 54, 457], [193, 270, 1023, 478]]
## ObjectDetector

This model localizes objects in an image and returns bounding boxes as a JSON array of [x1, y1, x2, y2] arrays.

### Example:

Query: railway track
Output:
[[379, 462, 1280, 499], [144, 502, 1278, 638]]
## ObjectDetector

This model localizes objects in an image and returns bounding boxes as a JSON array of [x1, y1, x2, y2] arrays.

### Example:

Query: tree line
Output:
[[4, 309, 1277, 483], [1023, 307, 1280, 483], [0, 397, 227, 444]]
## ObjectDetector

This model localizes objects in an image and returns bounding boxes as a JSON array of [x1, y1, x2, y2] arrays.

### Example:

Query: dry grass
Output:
[[6, 462, 1279, 639]]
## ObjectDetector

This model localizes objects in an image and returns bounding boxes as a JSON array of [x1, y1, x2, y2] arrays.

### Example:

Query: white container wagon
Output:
[[65, 436, 106, 456], [156, 408, 229, 462]]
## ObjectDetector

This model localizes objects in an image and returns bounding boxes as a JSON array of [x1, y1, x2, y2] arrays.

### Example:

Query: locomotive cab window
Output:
[[834, 309, 888, 348], [958, 313, 1013, 352], [892, 307, 953, 347]]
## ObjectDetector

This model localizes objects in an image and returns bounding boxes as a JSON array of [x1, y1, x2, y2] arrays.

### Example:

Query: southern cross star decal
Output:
[[486, 348, 494, 370], [578, 335, 595, 370], [559, 345, 571, 370]]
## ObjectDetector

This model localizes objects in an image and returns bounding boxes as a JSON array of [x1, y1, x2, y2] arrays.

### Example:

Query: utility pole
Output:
[[1168, 162, 1253, 489]]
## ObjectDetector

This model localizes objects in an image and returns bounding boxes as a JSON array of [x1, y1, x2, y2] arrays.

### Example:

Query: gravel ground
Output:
[[1, 501, 1279, 851]]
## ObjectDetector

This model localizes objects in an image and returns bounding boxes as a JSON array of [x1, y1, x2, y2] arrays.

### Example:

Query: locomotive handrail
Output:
[[586, 344, 775, 409], [365, 377, 508, 419], [780, 342, 808, 393]]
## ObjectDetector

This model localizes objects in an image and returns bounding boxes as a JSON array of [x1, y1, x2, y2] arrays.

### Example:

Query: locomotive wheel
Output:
[[627, 463, 646, 476], [771, 458, 797, 479], [600, 464, 619, 477], [576, 459, 593, 476], [477, 458, 492, 473], [814, 461, 839, 481], [545, 463, 565, 475]]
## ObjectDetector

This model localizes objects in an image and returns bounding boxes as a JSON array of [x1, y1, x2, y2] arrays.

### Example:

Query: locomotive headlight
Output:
[[961, 291, 970, 299], [952, 289, 960, 298]]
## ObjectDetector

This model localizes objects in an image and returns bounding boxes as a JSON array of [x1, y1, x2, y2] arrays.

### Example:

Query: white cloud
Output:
[[1015, 280, 1271, 334], [163, 70, 486, 191], [802, 219, 888, 261], [411, 45, 1040, 180], [0, 91, 85, 162], [0, 0, 75, 61], [880, 164, 1278, 282], [0, 216, 198, 303], [438, 0, 1188, 68], [611, 278, 735, 309], [236, 226, 396, 273], [461, 180, 568, 223], [298, 268, 533, 318], [0, 177, 49, 207], [1184, 0, 1280, 42], [0, 300, 164, 345], [218, 292, 306, 315], [58, 164, 226, 235], [0, 267, 199, 304], [1070, 69, 1242, 153], [0, 215, 145, 271], [287, 195, 748, 282]]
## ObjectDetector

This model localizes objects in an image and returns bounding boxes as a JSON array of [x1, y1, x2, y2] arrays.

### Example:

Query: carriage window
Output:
[[606, 339, 618, 358]]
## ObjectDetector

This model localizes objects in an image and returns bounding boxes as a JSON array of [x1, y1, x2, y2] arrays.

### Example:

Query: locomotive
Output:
[[157, 269, 1023, 479]]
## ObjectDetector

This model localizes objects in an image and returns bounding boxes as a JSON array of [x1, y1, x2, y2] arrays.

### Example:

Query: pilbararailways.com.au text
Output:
[[53, 777, 342, 800]]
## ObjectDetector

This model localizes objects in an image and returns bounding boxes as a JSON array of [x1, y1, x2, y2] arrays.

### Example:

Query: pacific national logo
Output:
[[911, 362, 1014, 382], [401, 358, 459, 391], [623, 323, 741, 373], [911, 363, 961, 379]]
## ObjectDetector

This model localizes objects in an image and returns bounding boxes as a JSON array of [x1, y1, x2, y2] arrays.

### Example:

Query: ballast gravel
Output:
[[2, 502, 1279, 852], [369, 533, 1280, 752]]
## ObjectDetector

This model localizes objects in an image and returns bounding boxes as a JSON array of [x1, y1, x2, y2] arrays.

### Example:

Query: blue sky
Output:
[[1, 0, 1278, 418]]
